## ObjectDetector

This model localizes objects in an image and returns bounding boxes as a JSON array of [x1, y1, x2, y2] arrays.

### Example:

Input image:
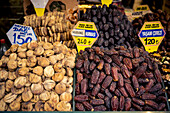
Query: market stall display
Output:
[[0, 41, 76, 111], [75, 46, 168, 111], [23, 11, 75, 48], [80, 4, 136, 49], [132, 9, 170, 52]]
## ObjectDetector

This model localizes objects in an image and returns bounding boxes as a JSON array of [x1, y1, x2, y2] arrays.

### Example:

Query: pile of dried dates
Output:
[[75, 46, 168, 111], [132, 9, 170, 52], [81, 5, 136, 49], [0, 41, 77, 111]]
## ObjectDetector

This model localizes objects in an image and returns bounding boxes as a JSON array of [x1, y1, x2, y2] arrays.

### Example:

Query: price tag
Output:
[[30, 0, 49, 16], [71, 21, 99, 53], [135, 5, 150, 12], [101, 0, 113, 7], [6, 24, 37, 46], [138, 21, 166, 53]]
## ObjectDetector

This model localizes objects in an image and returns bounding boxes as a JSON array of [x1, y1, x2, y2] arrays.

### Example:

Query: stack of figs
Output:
[[75, 46, 168, 111], [0, 41, 76, 111]]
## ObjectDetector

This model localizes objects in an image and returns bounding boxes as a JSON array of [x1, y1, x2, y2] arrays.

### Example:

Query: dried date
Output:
[[74, 95, 88, 102], [111, 67, 118, 81], [102, 76, 112, 89], [90, 99, 104, 105], [125, 83, 135, 98], [97, 72, 106, 84], [111, 96, 119, 111], [104, 63, 111, 75], [94, 105, 106, 111], [92, 84, 100, 96], [81, 78, 88, 94], [91, 69, 100, 84], [125, 98, 131, 111]]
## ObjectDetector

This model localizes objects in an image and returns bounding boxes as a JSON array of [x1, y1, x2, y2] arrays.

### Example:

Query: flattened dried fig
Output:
[[10, 44, 19, 52], [40, 91, 50, 101], [18, 67, 29, 76], [14, 76, 27, 88], [50, 91, 59, 104], [11, 87, 24, 95], [33, 66, 43, 76], [55, 83, 66, 94], [60, 92, 72, 102], [49, 55, 57, 65], [17, 43, 27, 52], [27, 55, 37, 67], [44, 50, 54, 57], [3, 93, 17, 103], [31, 83, 44, 94], [26, 50, 34, 57], [22, 102, 33, 111], [31, 95, 39, 103], [18, 59, 27, 67], [43, 80, 55, 90], [9, 99, 20, 111], [28, 73, 41, 83], [44, 100, 55, 111], [34, 46, 44, 56], [52, 72, 64, 82], [0, 69, 8, 81], [44, 66, 54, 78], [67, 68, 73, 77], [27, 41, 38, 50], [38, 57, 50, 67], [56, 101, 71, 111], [7, 60, 17, 70], [9, 53, 17, 60], [66, 85, 73, 93], [43, 42, 53, 50], [8, 71, 16, 80], [0, 82, 5, 99], [0, 99, 7, 111], [22, 87, 33, 102], [6, 80, 14, 92], [18, 52, 26, 58], [35, 101, 44, 111]]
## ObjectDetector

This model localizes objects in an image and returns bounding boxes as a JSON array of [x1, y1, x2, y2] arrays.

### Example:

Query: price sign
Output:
[[138, 21, 166, 53], [101, 0, 113, 7], [30, 0, 49, 16], [71, 21, 99, 53], [6, 24, 37, 46], [135, 5, 150, 12]]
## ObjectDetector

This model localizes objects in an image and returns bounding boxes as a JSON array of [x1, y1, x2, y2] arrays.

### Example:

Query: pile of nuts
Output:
[[23, 11, 75, 48], [81, 5, 136, 49], [66, 6, 79, 24], [75, 46, 168, 111], [132, 9, 170, 52], [0, 41, 77, 111]]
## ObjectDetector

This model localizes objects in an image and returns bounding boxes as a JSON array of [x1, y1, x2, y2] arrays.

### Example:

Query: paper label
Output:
[[101, 0, 113, 7], [138, 21, 166, 53], [6, 24, 37, 46], [71, 21, 99, 53], [30, 0, 49, 16], [135, 5, 150, 12]]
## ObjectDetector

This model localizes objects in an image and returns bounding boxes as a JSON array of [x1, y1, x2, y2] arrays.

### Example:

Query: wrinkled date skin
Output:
[[75, 46, 167, 111]]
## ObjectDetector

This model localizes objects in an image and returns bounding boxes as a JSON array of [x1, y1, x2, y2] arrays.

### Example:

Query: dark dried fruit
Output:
[[111, 67, 118, 81], [76, 103, 85, 111], [74, 95, 88, 102], [92, 84, 100, 96], [125, 83, 135, 98], [81, 79, 88, 94], [125, 98, 131, 111], [119, 96, 125, 111], [102, 76, 112, 89], [118, 73, 124, 87], [97, 72, 106, 84], [111, 96, 119, 111], [132, 98, 144, 106], [82, 101, 94, 111], [134, 63, 147, 78], [145, 100, 158, 109], [90, 99, 104, 105], [105, 89, 112, 98], [110, 82, 116, 92], [104, 63, 111, 75], [94, 105, 106, 111], [119, 87, 128, 98], [132, 75, 139, 91], [91, 69, 100, 84]]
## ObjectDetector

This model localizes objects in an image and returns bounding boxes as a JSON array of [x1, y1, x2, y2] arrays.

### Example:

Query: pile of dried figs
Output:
[[0, 41, 77, 111], [23, 11, 75, 48], [81, 5, 136, 49], [75, 46, 168, 111]]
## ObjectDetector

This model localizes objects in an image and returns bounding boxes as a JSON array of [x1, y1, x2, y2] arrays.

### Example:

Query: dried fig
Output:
[[9, 53, 17, 60], [44, 66, 54, 77], [43, 42, 53, 50], [52, 72, 64, 82], [33, 66, 43, 76], [6, 80, 14, 92], [8, 71, 16, 80], [40, 91, 50, 101], [14, 76, 27, 88], [43, 80, 55, 90], [35, 101, 44, 111], [26, 50, 34, 57], [22, 102, 33, 111], [0, 99, 7, 111], [0, 82, 5, 99], [34, 46, 44, 56], [67, 68, 73, 77], [18, 67, 29, 76], [38, 57, 50, 67], [9, 99, 20, 111], [0, 69, 8, 81], [28, 73, 41, 83], [56, 101, 71, 111], [44, 100, 55, 111], [17, 43, 27, 52], [7, 60, 17, 70], [18, 52, 26, 58], [31, 83, 44, 94], [3, 93, 17, 103], [50, 91, 59, 104], [22, 87, 33, 102], [55, 83, 66, 94], [44, 50, 54, 57], [60, 92, 72, 102], [10, 44, 19, 52], [11, 87, 24, 95], [18, 59, 27, 67], [27, 41, 38, 50]]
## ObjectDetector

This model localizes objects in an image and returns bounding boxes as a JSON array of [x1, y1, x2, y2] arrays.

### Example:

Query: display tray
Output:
[[73, 66, 170, 112]]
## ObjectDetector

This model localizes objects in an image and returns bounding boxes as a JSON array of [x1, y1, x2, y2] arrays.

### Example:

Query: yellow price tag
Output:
[[31, 0, 49, 16], [71, 21, 99, 53], [101, 0, 113, 7], [138, 21, 166, 53]]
